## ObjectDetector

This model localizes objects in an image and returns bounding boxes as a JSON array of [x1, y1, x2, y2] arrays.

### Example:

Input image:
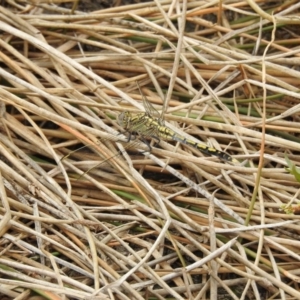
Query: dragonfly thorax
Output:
[[118, 111, 150, 133]]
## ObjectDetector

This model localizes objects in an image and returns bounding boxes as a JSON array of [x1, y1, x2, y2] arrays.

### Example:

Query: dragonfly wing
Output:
[[137, 83, 165, 126]]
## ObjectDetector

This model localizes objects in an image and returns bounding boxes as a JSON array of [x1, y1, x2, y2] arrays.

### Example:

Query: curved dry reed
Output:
[[0, 1, 300, 299]]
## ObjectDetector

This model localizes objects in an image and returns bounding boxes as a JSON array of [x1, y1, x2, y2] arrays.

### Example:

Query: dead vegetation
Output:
[[0, 0, 300, 299]]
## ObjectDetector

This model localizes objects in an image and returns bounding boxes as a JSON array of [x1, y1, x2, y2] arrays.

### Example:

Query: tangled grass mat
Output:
[[0, 1, 300, 299]]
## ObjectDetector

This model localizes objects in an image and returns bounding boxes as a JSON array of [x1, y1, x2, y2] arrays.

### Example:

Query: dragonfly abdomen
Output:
[[162, 130, 236, 163]]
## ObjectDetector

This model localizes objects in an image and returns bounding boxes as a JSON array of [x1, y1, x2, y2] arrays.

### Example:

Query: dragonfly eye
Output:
[[117, 111, 130, 128]]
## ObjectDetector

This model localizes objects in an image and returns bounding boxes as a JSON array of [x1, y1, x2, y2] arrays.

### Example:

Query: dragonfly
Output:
[[117, 84, 238, 165], [63, 85, 237, 178]]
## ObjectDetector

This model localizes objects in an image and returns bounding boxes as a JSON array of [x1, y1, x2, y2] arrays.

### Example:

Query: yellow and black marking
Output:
[[117, 94, 238, 164]]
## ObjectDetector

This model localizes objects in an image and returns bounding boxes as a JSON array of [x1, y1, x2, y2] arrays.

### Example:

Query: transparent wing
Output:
[[62, 131, 151, 179], [137, 82, 164, 126]]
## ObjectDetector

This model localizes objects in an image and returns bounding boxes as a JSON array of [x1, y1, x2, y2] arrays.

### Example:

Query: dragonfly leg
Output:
[[139, 135, 161, 153], [118, 131, 136, 143], [138, 136, 153, 152], [150, 135, 160, 148]]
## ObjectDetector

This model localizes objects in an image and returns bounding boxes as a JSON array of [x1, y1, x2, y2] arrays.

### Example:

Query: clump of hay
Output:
[[0, 1, 300, 299]]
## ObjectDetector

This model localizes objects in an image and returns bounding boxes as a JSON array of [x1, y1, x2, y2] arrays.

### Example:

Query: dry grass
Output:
[[0, 0, 300, 299]]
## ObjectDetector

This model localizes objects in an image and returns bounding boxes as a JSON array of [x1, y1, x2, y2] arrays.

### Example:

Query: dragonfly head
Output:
[[117, 111, 131, 129]]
